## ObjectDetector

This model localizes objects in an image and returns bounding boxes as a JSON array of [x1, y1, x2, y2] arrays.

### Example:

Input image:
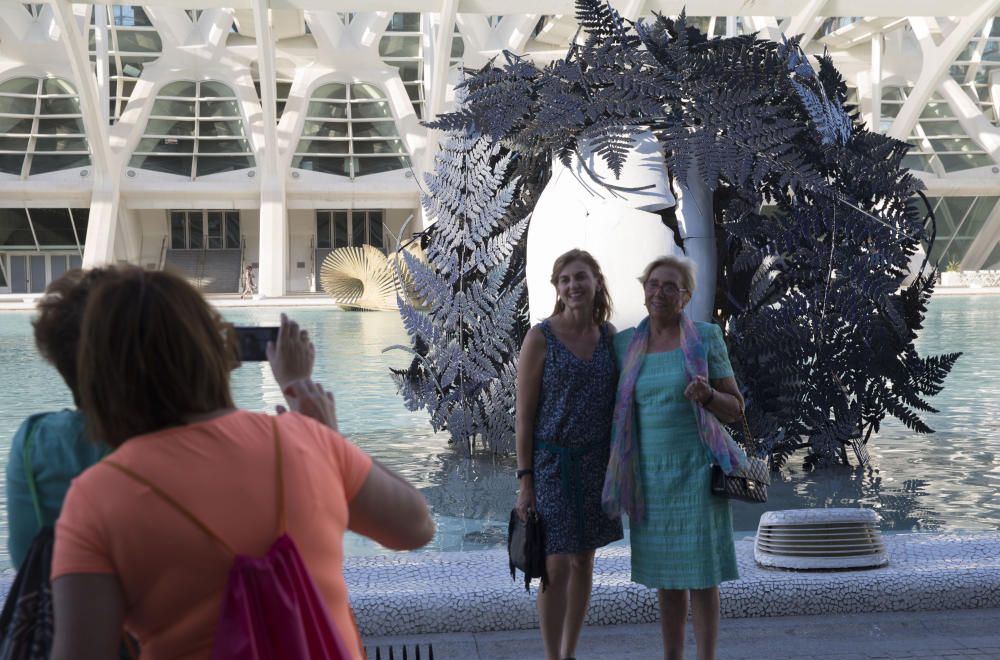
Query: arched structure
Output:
[[1, 2, 1000, 297]]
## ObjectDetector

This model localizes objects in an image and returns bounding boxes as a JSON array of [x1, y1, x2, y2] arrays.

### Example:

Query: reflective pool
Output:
[[0, 295, 998, 563]]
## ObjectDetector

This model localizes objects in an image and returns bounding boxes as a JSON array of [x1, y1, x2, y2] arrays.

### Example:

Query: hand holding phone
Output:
[[234, 326, 279, 362], [265, 313, 315, 388]]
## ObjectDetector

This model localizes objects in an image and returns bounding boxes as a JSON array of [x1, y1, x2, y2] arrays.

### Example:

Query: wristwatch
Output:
[[516, 468, 534, 480]]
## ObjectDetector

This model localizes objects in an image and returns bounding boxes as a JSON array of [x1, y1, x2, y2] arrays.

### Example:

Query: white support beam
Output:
[[93, 4, 110, 125], [783, 0, 826, 48], [428, 0, 459, 120], [937, 77, 1000, 162], [252, 0, 289, 297], [45, 0, 996, 17], [422, 0, 459, 178], [350, 11, 393, 48], [889, 5, 1000, 141], [494, 14, 540, 52], [0, 5, 32, 46], [744, 16, 782, 42], [870, 33, 882, 135], [51, 0, 121, 267], [960, 198, 1000, 270]]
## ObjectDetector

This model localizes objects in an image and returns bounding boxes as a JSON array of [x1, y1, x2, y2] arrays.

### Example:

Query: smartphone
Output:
[[234, 326, 279, 362]]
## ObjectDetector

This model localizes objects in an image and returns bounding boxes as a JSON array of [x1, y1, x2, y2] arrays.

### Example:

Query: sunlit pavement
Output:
[[364, 608, 1000, 659]]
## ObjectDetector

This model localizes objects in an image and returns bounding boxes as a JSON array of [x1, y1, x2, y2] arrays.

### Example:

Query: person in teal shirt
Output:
[[5, 269, 114, 569]]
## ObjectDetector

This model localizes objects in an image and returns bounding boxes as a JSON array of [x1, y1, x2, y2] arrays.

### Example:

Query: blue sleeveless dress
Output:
[[531, 320, 623, 555]]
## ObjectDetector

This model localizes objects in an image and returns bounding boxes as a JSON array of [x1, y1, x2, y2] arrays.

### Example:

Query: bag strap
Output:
[[740, 409, 759, 457], [104, 459, 237, 556], [103, 416, 287, 554], [272, 416, 286, 535], [22, 421, 44, 530]]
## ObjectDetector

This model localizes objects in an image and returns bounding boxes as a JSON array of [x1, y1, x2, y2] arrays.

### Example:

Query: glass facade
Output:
[[292, 83, 410, 178], [130, 80, 255, 178], [169, 210, 241, 250], [379, 12, 464, 119], [922, 196, 999, 267], [88, 5, 162, 123], [0, 77, 91, 177], [316, 209, 385, 251]]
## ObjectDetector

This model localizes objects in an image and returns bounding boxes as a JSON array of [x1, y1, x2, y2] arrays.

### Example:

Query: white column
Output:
[[252, 0, 287, 297], [870, 33, 883, 134], [51, 0, 120, 267], [674, 160, 716, 323]]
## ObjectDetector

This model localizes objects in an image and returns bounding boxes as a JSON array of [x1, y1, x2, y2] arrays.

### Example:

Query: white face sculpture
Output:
[[525, 130, 680, 329]]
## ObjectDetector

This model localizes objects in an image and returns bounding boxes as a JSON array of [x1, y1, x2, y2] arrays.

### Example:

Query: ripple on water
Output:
[[0, 295, 999, 563]]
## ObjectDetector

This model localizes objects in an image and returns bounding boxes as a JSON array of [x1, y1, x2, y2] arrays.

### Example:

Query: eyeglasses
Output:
[[644, 280, 688, 295]]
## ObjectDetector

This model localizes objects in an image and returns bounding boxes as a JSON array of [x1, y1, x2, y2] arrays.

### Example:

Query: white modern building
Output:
[[1, 1, 999, 295]]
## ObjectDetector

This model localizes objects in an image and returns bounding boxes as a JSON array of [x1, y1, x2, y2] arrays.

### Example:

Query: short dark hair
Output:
[[32, 268, 114, 405], [549, 248, 613, 324], [77, 266, 238, 447]]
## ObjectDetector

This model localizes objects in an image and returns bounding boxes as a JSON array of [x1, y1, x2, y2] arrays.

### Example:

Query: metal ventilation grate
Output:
[[754, 508, 888, 570]]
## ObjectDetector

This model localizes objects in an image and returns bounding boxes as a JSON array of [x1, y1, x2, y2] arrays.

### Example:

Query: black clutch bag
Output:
[[508, 509, 548, 592], [710, 412, 770, 504]]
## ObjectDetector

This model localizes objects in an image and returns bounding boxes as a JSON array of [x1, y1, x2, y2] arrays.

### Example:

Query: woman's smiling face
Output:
[[556, 260, 597, 312], [643, 265, 689, 319]]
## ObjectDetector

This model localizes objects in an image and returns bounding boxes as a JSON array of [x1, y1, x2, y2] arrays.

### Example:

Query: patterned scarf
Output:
[[602, 313, 748, 523]]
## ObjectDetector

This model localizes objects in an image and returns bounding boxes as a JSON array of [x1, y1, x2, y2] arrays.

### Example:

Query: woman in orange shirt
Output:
[[50, 266, 435, 660]]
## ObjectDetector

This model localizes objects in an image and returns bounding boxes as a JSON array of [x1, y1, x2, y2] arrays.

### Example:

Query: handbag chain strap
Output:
[[739, 408, 761, 459]]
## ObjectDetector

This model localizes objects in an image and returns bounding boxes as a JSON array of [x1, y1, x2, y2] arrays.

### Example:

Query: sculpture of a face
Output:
[[526, 130, 678, 329]]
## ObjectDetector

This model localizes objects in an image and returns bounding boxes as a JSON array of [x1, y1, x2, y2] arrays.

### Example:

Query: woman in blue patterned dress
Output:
[[515, 249, 624, 660], [604, 255, 747, 660]]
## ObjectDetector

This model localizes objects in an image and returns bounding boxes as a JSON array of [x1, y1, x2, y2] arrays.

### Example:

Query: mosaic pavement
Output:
[[345, 532, 1000, 637]]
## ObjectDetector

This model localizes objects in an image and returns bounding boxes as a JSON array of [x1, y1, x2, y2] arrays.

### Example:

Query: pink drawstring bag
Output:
[[106, 418, 355, 660]]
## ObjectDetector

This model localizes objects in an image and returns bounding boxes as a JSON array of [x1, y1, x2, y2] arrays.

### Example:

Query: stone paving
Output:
[[347, 532, 1000, 637]]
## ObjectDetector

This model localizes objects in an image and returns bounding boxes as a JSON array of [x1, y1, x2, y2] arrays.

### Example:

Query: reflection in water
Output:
[[0, 294, 998, 561]]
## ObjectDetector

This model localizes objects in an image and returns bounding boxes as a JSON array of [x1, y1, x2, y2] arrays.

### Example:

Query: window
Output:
[[379, 13, 464, 119], [252, 76, 293, 121], [0, 207, 88, 249], [316, 210, 385, 250], [170, 210, 240, 250], [293, 83, 410, 178], [89, 5, 162, 123], [0, 77, 91, 177], [921, 196, 999, 266], [130, 81, 255, 179]]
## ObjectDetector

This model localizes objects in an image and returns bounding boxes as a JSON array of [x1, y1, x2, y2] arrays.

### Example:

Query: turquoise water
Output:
[[0, 295, 998, 564]]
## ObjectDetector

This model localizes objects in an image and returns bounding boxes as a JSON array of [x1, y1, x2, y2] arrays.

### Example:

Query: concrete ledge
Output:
[[345, 532, 1000, 637]]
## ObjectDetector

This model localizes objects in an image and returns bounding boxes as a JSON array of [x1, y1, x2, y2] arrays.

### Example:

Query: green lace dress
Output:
[[613, 322, 739, 589]]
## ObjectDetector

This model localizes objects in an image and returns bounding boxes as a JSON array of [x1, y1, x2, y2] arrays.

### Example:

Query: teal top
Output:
[[5, 410, 108, 569], [612, 321, 739, 589]]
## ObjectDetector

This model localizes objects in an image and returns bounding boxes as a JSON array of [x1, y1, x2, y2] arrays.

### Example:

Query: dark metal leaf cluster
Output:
[[386, 129, 535, 453], [409, 0, 960, 467]]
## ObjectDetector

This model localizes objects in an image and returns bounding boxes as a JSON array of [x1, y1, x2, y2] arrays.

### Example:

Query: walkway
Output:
[[364, 608, 1000, 659]]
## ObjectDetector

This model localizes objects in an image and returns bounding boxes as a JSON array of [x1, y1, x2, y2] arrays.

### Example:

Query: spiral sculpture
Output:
[[320, 243, 426, 311]]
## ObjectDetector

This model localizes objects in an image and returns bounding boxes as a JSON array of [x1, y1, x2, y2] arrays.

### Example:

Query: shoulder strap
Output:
[[22, 421, 44, 529], [102, 415, 288, 555], [103, 460, 236, 556], [272, 417, 286, 535]]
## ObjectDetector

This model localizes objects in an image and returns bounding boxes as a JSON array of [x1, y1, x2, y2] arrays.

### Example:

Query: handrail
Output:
[[158, 235, 167, 271], [308, 234, 315, 292]]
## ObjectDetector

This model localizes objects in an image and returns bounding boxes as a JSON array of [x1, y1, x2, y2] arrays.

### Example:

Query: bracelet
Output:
[[701, 388, 716, 408], [516, 468, 534, 480]]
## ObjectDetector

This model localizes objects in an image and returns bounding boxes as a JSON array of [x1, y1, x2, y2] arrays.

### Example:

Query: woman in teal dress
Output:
[[603, 255, 748, 660]]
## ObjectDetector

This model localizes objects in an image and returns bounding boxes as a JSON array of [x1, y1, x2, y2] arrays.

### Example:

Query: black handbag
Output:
[[710, 412, 770, 504], [507, 509, 548, 592]]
